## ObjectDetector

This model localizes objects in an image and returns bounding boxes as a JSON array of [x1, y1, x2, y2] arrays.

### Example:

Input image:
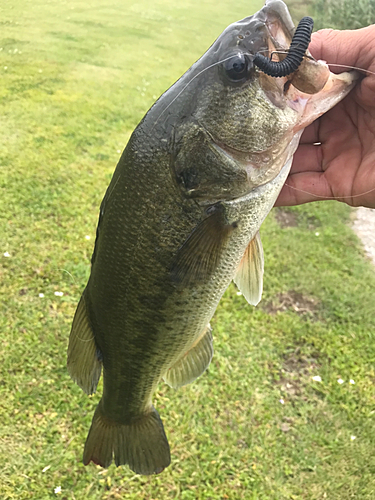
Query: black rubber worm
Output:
[[253, 16, 314, 77]]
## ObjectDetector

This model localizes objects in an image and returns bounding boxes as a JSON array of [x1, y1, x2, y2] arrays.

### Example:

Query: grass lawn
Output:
[[1, 0, 375, 498]]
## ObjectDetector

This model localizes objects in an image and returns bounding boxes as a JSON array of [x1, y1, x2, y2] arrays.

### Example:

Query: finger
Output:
[[289, 144, 323, 175], [309, 27, 375, 73], [274, 171, 333, 206]]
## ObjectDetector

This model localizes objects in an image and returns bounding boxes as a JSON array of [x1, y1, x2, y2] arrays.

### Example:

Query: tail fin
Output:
[[83, 400, 171, 475]]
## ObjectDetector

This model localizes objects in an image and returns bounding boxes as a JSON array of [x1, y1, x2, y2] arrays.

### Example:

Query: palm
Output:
[[276, 26, 375, 208]]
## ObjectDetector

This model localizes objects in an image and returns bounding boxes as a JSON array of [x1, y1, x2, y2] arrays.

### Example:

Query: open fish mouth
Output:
[[201, 1, 359, 190], [258, 0, 359, 125], [258, 3, 334, 103]]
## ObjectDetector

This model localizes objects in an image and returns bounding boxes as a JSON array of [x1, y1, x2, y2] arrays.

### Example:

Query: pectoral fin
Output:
[[170, 205, 237, 285], [163, 325, 213, 389], [234, 231, 264, 306]]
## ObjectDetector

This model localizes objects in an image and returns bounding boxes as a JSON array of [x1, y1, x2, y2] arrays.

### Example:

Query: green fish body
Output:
[[68, 0, 357, 475]]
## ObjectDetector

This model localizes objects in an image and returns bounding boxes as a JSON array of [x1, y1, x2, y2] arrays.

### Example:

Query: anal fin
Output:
[[163, 325, 213, 389], [67, 292, 102, 395], [234, 231, 264, 306]]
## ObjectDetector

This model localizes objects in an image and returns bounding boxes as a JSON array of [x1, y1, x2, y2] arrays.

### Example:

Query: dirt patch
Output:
[[277, 348, 321, 399], [283, 348, 320, 375], [352, 207, 375, 267], [263, 290, 319, 318], [274, 208, 298, 228]]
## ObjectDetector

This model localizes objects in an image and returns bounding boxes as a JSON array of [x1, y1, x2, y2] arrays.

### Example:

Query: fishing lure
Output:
[[253, 16, 314, 77]]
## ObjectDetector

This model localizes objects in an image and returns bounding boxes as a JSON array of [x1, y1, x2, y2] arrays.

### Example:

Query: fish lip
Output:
[[261, 0, 295, 52]]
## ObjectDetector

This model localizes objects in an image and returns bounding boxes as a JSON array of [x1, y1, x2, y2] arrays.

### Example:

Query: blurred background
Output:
[[1, 1, 375, 498]]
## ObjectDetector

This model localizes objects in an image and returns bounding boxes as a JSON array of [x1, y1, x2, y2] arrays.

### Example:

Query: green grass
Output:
[[1, 0, 375, 498], [312, 0, 375, 30]]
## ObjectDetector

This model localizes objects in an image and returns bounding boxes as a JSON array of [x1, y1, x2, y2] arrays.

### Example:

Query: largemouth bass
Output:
[[68, 0, 357, 475]]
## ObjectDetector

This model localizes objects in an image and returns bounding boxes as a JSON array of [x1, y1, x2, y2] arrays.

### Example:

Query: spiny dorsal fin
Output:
[[163, 324, 213, 389], [67, 293, 102, 395], [234, 231, 264, 306], [170, 205, 237, 285]]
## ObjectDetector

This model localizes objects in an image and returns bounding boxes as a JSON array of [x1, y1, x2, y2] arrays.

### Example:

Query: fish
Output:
[[67, 0, 358, 476]]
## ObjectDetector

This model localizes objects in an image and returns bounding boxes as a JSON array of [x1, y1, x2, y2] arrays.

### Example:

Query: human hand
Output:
[[275, 25, 375, 208]]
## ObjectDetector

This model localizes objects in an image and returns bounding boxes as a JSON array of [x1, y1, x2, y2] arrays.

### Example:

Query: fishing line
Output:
[[254, 55, 375, 77], [152, 46, 291, 127], [153, 49, 283, 127], [74, 333, 95, 343], [283, 183, 375, 201], [105, 173, 121, 204], [58, 268, 77, 284], [282, 63, 375, 202], [151, 37, 375, 202], [152, 55, 246, 129], [327, 63, 375, 76], [153, 60, 374, 132]]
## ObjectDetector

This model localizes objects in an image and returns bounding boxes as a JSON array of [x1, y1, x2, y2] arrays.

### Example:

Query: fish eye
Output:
[[223, 53, 252, 83]]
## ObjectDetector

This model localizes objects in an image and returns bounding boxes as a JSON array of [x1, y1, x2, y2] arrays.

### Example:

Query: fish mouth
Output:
[[257, 1, 331, 103], [212, 68, 358, 190], [177, 1, 358, 200], [202, 2, 308, 188], [205, 0, 359, 190], [258, 0, 358, 118]]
